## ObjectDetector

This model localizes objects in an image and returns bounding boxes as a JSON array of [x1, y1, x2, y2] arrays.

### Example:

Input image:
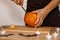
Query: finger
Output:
[[17, 0, 20, 4], [13, 0, 16, 3], [35, 13, 41, 25], [16, 0, 18, 4], [35, 14, 40, 25], [35, 17, 43, 28]]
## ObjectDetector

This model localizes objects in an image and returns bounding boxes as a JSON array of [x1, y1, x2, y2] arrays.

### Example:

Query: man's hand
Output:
[[12, 0, 23, 6], [32, 9, 48, 27], [33, 0, 60, 28]]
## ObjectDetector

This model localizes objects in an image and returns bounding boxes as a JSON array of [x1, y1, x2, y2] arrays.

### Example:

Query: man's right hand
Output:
[[12, 0, 23, 6]]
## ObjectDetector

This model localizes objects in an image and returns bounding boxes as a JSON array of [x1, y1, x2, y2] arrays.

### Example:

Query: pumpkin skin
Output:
[[24, 12, 37, 28]]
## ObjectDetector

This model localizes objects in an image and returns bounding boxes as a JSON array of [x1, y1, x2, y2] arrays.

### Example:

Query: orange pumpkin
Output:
[[24, 12, 37, 28]]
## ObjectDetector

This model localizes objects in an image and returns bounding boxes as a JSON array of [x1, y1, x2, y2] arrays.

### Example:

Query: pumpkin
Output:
[[24, 12, 38, 28]]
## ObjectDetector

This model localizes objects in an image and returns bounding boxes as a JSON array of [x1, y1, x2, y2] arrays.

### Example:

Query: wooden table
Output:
[[0, 26, 59, 40], [3, 26, 55, 34]]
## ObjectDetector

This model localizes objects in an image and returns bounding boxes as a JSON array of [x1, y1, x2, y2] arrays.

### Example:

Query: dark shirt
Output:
[[26, 0, 60, 27]]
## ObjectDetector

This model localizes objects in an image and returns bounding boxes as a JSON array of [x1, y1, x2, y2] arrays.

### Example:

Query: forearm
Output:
[[37, 0, 60, 20], [44, 0, 60, 14]]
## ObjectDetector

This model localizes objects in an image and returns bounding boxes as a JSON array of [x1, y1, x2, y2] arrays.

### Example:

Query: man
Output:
[[26, 0, 60, 27]]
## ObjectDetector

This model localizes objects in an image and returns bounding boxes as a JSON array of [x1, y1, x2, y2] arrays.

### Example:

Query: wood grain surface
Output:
[[0, 26, 59, 40]]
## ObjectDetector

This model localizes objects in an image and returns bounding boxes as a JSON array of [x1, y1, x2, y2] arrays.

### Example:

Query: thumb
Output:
[[35, 17, 43, 28]]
